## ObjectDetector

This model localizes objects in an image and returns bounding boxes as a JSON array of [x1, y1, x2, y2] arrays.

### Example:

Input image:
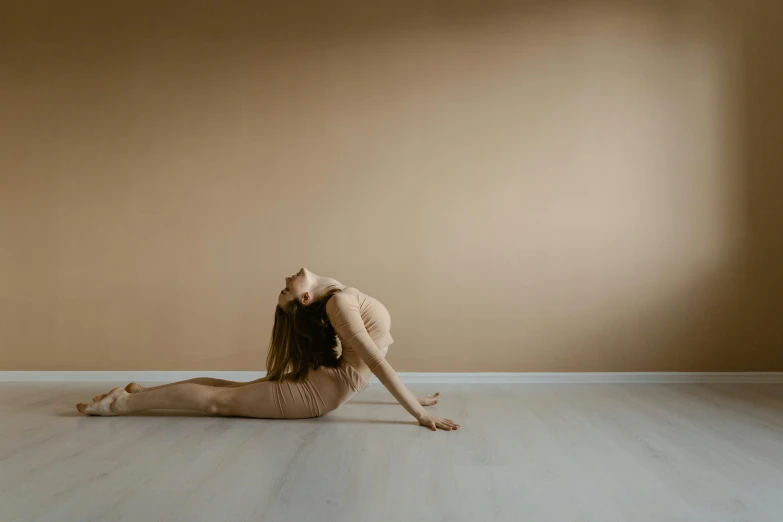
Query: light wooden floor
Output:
[[1, 382, 782, 522]]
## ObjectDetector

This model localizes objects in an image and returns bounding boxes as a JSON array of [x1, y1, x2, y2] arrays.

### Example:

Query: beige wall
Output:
[[1, 1, 781, 372]]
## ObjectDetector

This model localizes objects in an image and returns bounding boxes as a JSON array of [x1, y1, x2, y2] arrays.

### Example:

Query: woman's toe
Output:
[[125, 382, 144, 393]]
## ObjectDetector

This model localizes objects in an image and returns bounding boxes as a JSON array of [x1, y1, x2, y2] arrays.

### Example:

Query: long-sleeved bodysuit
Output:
[[262, 288, 394, 418]]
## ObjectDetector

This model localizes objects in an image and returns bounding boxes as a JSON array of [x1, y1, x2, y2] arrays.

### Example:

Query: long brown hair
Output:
[[266, 287, 342, 382]]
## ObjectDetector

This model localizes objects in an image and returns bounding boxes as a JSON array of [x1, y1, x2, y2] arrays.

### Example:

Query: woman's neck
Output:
[[311, 276, 346, 300]]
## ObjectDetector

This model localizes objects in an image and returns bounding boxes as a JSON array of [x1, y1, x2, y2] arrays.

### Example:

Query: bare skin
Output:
[[77, 269, 460, 432]]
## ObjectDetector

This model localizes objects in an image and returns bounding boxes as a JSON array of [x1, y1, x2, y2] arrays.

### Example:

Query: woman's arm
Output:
[[328, 294, 459, 431]]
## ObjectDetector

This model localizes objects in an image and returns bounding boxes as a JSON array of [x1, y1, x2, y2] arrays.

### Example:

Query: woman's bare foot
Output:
[[418, 392, 440, 406], [93, 384, 136, 402], [125, 382, 145, 393], [77, 387, 129, 416]]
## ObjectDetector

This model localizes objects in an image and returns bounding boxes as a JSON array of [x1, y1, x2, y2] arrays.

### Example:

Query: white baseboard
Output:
[[389, 372, 783, 384], [1, 371, 782, 384]]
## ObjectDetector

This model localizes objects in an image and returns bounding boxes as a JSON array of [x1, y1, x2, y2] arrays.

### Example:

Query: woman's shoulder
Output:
[[326, 288, 360, 314]]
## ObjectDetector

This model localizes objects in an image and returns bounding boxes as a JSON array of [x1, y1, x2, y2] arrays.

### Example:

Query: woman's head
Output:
[[277, 267, 315, 309], [268, 268, 341, 382]]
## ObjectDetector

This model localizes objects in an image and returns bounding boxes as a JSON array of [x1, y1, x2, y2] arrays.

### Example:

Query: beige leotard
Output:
[[261, 288, 395, 419]]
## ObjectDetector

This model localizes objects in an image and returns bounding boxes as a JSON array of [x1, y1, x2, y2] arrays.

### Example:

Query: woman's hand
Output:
[[417, 413, 460, 432], [418, 392, 440, 406]]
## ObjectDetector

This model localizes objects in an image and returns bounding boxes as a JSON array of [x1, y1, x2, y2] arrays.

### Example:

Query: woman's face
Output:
[[277, 268, 312, 309]]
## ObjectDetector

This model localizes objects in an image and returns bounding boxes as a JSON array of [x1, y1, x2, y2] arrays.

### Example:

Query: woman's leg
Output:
[[124, 376, 269, 394], [77, 379, 317, 419], [79, 385, 220, 416]]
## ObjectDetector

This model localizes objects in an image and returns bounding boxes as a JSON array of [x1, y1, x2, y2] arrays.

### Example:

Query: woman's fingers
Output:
[[435, 420, 459, 431], [419, 414, 459, 432], [436, 419, 460, 431]]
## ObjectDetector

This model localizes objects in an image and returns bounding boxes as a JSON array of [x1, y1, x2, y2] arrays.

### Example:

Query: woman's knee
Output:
[[211, 390, 237, 416]]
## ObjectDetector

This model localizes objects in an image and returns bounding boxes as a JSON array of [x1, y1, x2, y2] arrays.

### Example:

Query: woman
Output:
[[77, 268, 460, 432]]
